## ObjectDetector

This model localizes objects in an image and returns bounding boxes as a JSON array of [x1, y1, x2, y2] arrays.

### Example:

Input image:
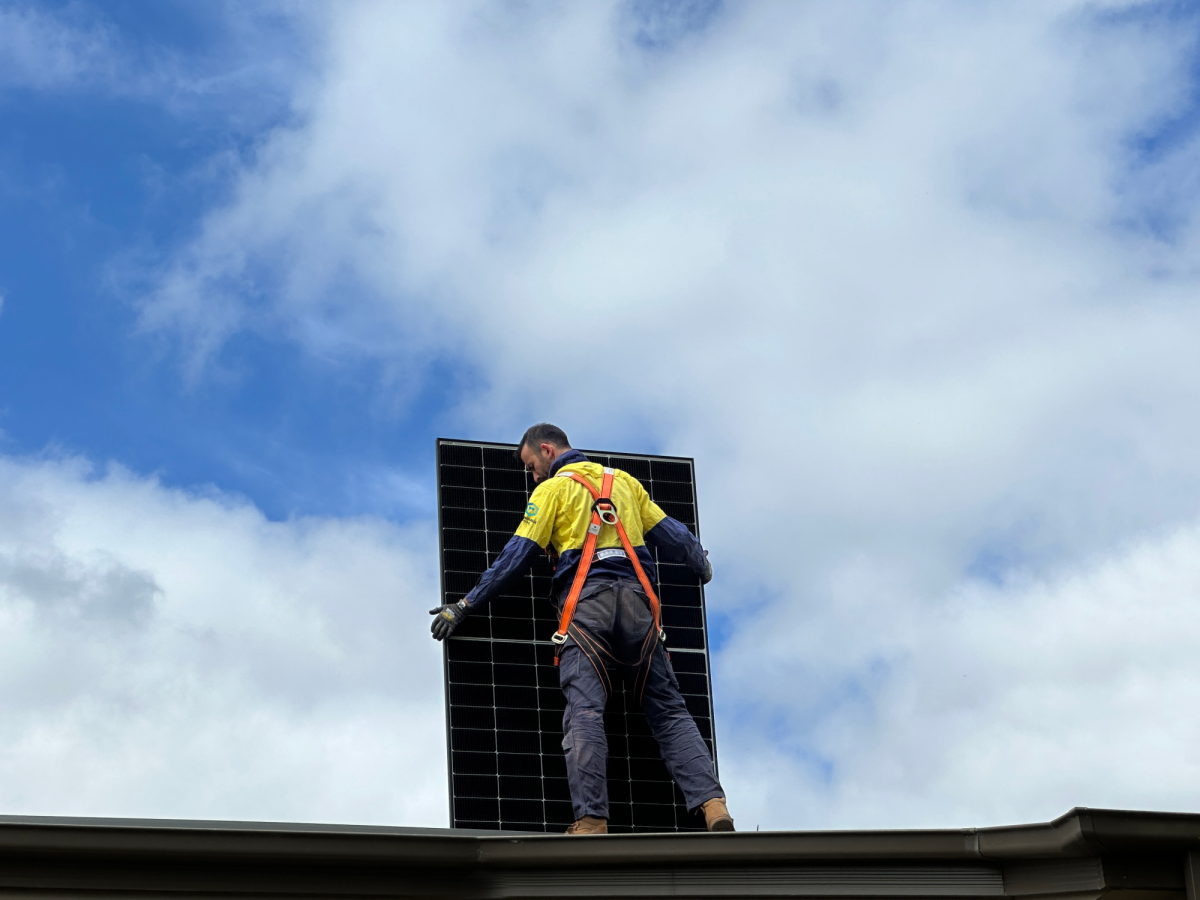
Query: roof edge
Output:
[[0, 808, 1197, 868]]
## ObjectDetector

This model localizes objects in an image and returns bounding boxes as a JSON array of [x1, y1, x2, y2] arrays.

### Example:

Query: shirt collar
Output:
[[548, 448, 588, 479]]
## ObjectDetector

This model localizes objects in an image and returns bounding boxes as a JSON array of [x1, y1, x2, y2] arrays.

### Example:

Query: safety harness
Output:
[[551, 467, 666, 675]]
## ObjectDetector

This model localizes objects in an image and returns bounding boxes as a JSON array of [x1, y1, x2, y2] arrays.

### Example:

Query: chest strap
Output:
[[551, 467, 665, 663]]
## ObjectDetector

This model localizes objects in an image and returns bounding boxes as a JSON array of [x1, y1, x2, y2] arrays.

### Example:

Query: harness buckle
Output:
[[593, 498, 619, 526], [551, 632, 568, 645], [659, 629, 667, 643]]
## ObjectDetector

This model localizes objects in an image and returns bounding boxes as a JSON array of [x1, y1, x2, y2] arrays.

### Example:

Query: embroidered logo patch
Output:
[[525, 502, 539, 518]]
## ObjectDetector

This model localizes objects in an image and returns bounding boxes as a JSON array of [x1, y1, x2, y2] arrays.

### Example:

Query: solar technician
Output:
[[430, 423, 734, 835]]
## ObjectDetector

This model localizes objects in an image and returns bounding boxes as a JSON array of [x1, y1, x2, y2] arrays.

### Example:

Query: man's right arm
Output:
[[645, 516, 712, 583], [631, 475, 713, 583]]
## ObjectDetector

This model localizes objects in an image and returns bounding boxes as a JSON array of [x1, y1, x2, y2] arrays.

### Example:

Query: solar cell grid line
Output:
[[436, 438, 718, 834]]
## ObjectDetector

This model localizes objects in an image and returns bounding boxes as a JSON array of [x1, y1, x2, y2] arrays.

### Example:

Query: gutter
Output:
[[0, 808, 1196, 869]]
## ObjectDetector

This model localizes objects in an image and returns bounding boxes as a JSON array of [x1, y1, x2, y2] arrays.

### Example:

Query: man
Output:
[[430, 423, 733, 835]]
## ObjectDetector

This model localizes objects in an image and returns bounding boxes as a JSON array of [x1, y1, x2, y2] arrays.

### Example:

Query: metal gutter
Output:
[[0, 815, 487, 865], [477, 828, 984, 867], [0, 808, 1196, 868], [978, 809, 1200, 860], [0, 809, 1196, 900]]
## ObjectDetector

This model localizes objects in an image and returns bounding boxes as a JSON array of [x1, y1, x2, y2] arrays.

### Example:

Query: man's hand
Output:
[[430, 600, 470, 641], [701, 553, 713, 585]]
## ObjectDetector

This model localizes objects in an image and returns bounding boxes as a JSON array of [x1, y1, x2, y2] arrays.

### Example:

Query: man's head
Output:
[[516, 423, 571, 482]]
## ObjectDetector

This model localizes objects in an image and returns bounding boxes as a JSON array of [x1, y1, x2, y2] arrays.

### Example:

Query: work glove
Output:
[[430, 599, 470, 641], [700, 552, 713, 585]]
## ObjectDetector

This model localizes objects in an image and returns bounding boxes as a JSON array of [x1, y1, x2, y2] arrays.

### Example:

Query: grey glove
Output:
[[701, 553, 713, 585], [430, 600, 469, 641]]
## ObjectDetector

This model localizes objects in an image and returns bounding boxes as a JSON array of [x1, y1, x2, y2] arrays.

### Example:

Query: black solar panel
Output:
[[436, 439, 718, 833]]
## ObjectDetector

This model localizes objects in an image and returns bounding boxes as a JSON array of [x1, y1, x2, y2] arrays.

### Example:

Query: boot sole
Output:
[[709, 818, 736, 832]]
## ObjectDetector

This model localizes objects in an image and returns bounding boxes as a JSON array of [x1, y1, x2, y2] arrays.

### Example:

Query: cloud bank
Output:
[[146, 1, 1200, 590], [724, 518, 1200, 828], [0, 454, 445, 824]]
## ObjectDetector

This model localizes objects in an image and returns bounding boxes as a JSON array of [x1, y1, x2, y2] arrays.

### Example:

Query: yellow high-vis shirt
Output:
[[459, 449, 707, 611], [515, 461, 667, 555]]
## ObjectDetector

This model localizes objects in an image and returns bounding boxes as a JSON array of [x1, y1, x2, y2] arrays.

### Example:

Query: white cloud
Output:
[[0, 453, 446, 824], [721, 518, 1200, 829], [127, 0, 1200, 828]]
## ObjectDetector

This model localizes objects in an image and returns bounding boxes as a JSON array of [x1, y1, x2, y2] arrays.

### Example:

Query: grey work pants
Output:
[[558, 579, 724, 820]]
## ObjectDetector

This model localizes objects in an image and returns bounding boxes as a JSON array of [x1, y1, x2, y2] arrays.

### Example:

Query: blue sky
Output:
[[5, 0, 1200, 831], [0, 1, 450, 520]]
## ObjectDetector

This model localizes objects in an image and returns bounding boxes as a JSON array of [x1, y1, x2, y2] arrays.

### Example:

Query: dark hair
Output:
[[515, 423, 571, 459]]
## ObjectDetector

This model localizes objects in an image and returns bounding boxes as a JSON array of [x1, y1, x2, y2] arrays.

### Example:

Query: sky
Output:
[[3, 0, 1200, 832]]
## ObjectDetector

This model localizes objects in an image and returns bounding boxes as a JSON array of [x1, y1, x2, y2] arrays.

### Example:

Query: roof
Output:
[[0, 807, 1197, 898]]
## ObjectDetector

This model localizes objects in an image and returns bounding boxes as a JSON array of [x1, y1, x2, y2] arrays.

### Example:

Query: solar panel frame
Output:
[[435, 438, 718, 834]]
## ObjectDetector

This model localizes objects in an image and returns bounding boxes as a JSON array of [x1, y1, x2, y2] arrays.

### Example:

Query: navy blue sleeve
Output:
[[462, 535, 542, 610], [644, 516, 708, 575]]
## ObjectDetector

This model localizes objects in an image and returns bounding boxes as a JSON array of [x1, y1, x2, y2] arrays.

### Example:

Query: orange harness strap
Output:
[[552, 467, 665, 663]]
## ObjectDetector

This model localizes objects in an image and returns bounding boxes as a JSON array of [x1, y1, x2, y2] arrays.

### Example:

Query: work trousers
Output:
[[558, 579, 724, 821]]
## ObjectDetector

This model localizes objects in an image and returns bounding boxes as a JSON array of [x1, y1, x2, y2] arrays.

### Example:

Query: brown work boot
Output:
[[565, 815, 608, 835], [701, 797, 735, 832]]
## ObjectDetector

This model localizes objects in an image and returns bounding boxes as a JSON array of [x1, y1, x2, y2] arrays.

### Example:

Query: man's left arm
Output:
[[430, 484, 558, 641], [430, 535, 545, 641], [464, 535, 544, 611]]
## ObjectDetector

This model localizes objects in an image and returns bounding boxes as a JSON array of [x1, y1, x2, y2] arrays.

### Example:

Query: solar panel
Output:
[[436, 438, 718, 833]]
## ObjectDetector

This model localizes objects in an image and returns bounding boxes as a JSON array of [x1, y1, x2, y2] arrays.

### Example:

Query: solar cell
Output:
[[436, 439, 718, 833]]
